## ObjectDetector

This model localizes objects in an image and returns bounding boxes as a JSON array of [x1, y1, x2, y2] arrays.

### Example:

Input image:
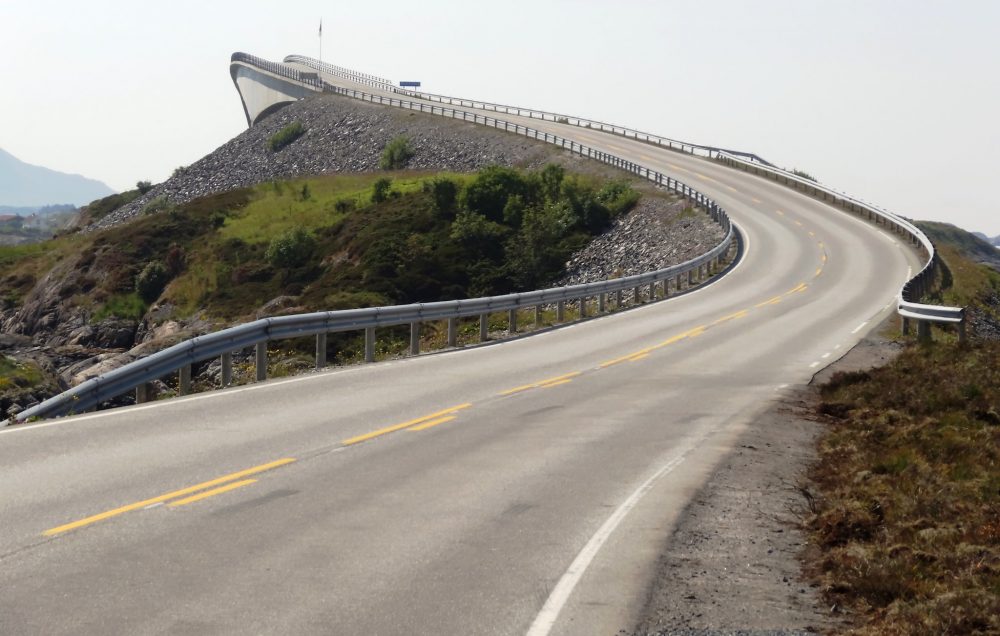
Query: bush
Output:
[[792, 168, 817, 182], [597, 179, 640, 217], [371, 177, 392, 204], [462, 166, 533, 224], [136, 180, 154, 194], [268, 121, 306, 152], [379, 135, 414, 170], [135, 261, 169, 302], [425, 178, 458, 217], [265, 227, 315, 269]]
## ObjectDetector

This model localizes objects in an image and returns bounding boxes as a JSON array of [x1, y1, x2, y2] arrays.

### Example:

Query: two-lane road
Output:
[[0, 74, 921, 634]]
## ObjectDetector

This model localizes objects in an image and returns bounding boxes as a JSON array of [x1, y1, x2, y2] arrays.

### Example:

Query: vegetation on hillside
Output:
[[379, 135, 414, 170], [0, 165, 641, 325], [267, 121, 306, 152], [807, 232, 1000, 634]]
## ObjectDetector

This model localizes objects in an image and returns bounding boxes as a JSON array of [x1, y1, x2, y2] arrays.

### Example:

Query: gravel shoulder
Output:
[[627, 325, 903, 635]]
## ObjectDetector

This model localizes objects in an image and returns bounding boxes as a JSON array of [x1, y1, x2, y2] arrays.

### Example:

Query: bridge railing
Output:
[[283, 54, 773, 167], [231, 52, 324, 90], [7, 57, 737, 426], [715, 153, 964, 338]]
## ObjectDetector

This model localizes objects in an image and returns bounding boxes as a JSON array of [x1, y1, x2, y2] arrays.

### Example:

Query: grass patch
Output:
[[268, 121, 305, 152], [92, 293, 147, 322], [808, 232, 1000, 633], [0, 356, 45, 391]]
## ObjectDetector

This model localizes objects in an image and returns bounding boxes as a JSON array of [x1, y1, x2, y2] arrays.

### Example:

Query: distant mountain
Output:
[[0, 148, 114, 207], [919, 221, 1000, 272]]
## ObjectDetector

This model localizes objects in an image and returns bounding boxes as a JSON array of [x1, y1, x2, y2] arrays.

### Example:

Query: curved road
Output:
[[0, 69, 921, 635]]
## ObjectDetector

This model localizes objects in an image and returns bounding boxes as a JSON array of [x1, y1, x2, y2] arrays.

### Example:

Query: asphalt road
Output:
[[0, 70, 923, 635]]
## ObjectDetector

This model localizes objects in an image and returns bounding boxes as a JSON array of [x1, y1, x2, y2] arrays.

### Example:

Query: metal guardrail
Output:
[[7, 56, 737, 426], [284, 54, 774, 167], [715, 153, 965, 338], [231, 52, 324, 90]]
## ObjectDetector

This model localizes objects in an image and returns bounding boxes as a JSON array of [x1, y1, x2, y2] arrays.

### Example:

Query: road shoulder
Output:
[[629, 331, 901, 635]]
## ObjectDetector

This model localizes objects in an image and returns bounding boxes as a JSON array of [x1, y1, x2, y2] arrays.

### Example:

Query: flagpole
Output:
[[319, 19, 323, 63]]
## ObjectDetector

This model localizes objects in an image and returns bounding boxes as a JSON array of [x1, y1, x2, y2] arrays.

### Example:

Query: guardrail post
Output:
[[917, 320, 931, 343], [135, 383, 151, 404], [221, 352, 232, 387], [480, 314, 490, 342], [616, 289, 623, 308], [688, 269, 695, 286], [598, 293, 606, 313], [902, 317, 910, 335], [447, 317, 458, 347], [316, 333, 328, 369], [179, 365, 192, 396], [255, 342, 267, 382], [676, 274, 683, 291], [579, 298, 587, 318], [634, 286, 642, 304], [410, 322, 420, 355], [365, 327, 375, 362], [649, 282, 656, 300], [958, 320, 967, 344], [557, 301, 565, 322], [508, 309, 518, 334], [534, 306, 542, 327]]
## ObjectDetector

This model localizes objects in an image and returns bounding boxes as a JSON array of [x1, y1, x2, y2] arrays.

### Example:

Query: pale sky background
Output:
[[1, 1, 997, 234]]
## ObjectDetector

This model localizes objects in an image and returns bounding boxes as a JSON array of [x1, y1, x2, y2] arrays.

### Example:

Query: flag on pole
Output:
[[319, 20, 322, 37]]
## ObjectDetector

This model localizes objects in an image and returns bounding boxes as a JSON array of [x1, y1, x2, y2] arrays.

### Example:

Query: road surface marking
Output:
[[851, 321, 869, 334], [499, 372, 581, 395], [525, 434, 703, 636], [810, 362, 821, 368], [808, 231, 815, 237], [167, 479, 257, 507], [755, 296, 782, 308], [341, 404, 472, 445], [712, 310, 748, 325], [794, 220, 803, 227], [821, 353, 831, 359], [725, 184, 739, 193], [43, 458, 296, 536], [815, 268, 823, 277], [786, 283, 808, 294], [693, 172, 715, 182], [408, 415, 458, 432], [752, 197, 762, 204], [775, 209, 785, 216]]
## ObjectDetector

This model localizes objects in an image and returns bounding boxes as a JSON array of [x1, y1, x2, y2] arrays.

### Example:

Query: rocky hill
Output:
[[1, 92, 726, 419]]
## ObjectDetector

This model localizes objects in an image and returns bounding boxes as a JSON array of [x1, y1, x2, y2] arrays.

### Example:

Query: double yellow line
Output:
[[341, 403, 472, 446], [43, 458, 296, 536], [498, 372, 581, 396]]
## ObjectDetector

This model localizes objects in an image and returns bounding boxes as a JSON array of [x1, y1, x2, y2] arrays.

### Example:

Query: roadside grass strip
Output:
[[341, 403, 472, 445], [43, 458, 296, 536]]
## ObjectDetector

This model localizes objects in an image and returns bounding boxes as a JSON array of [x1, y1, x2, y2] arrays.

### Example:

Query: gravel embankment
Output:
[[560, 197, 725, 287], [92, 92, 562, 230]]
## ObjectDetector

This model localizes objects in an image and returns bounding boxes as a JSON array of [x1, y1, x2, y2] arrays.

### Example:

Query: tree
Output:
[[136, 180, 154, 195], [265, 227, 315, 269]]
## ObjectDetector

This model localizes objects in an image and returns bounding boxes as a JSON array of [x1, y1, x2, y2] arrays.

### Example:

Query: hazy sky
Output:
[[2, 1, 997, 233]]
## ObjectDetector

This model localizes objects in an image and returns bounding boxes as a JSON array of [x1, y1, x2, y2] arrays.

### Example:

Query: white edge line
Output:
[[525, 435, 701, 636], [851, 321, 869, 334], [809, 361, 821, 368]]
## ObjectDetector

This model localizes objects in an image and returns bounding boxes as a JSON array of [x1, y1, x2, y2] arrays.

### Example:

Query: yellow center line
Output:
[[752, 197, 762, 204], [808, 231, 815, 237], [341, 403, 472, 446], [821, 254, 828, 262], [541, 378, 574, 388], [43, 458, 296, 536], [794, 220, 803, 227], [775, 210, 785, 216], [499, 372, 581, 395], [725, 185, 739, 193], [755, 296, 783, 308], [408, 415, 457, 432], [786, 283, 808, 294], [167, 479, 257, 507], [815, 268, 823, 277], [712, 310, 749, 325], [667, 163, 688, 172], [627, 354, 650, 362], [693, 172, 715, 182]]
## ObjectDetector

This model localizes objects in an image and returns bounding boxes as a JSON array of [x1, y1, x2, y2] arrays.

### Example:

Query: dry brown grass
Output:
[[809, 341, 1000, 634]]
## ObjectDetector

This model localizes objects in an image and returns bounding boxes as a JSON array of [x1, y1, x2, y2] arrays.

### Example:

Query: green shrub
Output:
[[265, 227, 315, 269], [371, 177, 392, 204], [379, 135, 414, 170], [268, 121, 306, 152], [792, 168, 816, 182], [462, 166, 533, 224], [93, 293, 147, 321], [424, 178, 458, 217], [135, 261, 169, 302], [597, 179, 640, 217], [136, 180, 154, 194]]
